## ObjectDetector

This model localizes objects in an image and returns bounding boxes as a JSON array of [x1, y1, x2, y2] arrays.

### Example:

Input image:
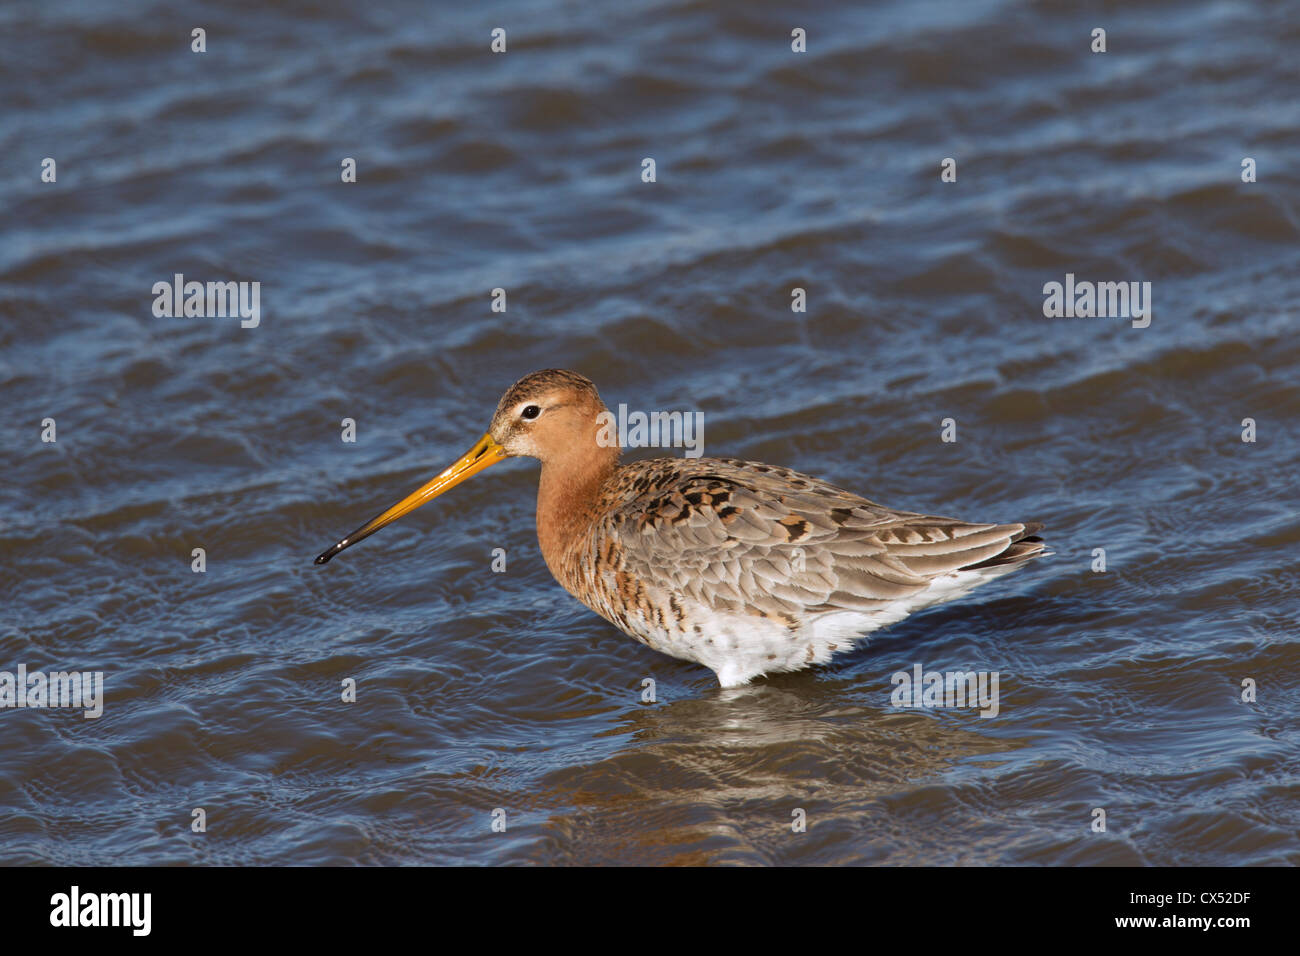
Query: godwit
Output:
[[316, 370, 1046, 686]]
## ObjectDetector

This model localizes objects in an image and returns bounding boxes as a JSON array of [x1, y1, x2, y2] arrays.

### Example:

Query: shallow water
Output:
[[2, 0, 1298, 865]]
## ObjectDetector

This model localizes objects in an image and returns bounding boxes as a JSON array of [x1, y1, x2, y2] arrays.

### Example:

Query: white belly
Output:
[[612, 564, 1024, 687]]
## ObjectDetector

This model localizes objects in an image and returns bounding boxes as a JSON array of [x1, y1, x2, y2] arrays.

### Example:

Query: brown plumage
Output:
[[316, 369, 1047, 686]]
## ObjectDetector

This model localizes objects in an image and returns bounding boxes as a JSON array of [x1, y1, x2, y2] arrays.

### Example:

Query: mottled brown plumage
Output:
[[317, 369, 1047, 686]]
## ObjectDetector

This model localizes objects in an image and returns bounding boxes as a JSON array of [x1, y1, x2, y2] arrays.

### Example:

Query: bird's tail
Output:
[[959, 522, 1048, 571]]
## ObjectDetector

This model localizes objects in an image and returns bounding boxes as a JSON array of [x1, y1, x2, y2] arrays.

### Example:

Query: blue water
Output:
[[1, 0, 1297, 865]]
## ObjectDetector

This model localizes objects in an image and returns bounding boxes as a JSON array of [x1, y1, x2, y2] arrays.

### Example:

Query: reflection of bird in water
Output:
[[316, 370, 1046, 686]]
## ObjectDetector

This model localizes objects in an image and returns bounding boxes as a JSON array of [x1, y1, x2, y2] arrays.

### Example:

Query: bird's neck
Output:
[[536, 444, 619, 584]]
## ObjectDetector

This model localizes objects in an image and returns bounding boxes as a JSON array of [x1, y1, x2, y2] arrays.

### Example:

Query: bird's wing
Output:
[[595, 458, 1040, 623]]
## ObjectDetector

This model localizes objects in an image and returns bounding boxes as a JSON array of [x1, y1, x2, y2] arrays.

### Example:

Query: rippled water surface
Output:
[[2, 0, 1298, 865]]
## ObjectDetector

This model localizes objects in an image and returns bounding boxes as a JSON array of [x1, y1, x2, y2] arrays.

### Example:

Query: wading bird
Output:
[[316, 370, 1046, 686]]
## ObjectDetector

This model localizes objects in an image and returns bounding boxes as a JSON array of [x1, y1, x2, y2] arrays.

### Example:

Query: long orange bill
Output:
[[315, 432, 505, 564]]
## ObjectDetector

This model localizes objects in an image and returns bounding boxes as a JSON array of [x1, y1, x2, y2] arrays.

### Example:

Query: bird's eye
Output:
[[521, 404, 541, 420]]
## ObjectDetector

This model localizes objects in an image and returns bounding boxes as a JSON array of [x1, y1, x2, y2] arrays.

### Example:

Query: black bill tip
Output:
[[314, 542, 345, 565]]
